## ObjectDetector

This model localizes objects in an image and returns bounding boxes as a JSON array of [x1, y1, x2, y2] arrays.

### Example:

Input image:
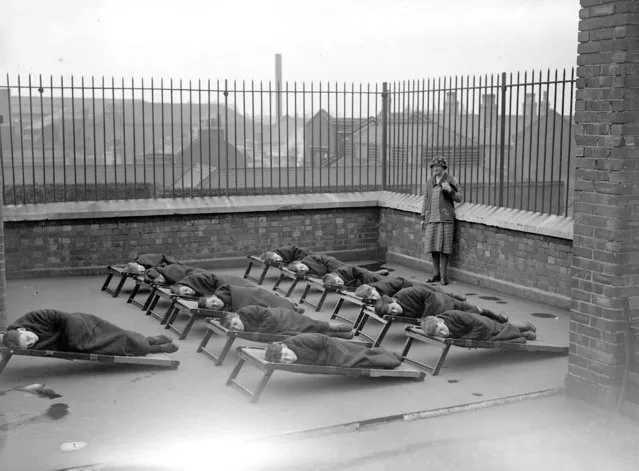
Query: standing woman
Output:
[[420, 156, 462, 286]]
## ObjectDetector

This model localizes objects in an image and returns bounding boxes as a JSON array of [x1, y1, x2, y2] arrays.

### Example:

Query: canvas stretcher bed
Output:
[[243, 255, 279, 285], [0, 347, 180, 375], [126, 278, 160, 310], [226, 346, 426, 403], [330, 291, 377, 343], [271, 267, 308, 297], [198, 319, 373, 367], [349, 306, 420, 347], [163, 298, 224, 340], [401, 325, 570, 376], [298, 277, 342, 312], [144, 286, 192, 322], [101, 266, 143, 298]]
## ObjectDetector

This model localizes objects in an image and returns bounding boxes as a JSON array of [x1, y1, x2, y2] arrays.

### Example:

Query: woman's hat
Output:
[[430, 156, 448, 169]]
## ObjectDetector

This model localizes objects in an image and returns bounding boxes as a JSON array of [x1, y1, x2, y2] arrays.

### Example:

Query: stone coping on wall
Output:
[[3, 191, 573, 240]]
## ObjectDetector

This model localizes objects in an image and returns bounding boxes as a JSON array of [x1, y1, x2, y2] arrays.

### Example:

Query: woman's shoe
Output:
[[426, 274, 441, 283], [440, 277, 449, 286]]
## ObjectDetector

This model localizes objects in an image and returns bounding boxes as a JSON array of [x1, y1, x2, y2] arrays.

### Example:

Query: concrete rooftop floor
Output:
[[0, 261, 615, 470]]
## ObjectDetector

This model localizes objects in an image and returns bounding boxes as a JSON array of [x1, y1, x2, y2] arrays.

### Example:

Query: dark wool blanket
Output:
[[384, 286, 458, 318], [332, 266, 385, 288], [134, 253, 179, 268], [215, 285, 297, 312], [298, 254, 345, 276], [175, 272, 252, 295], [235, 305, 350, 338], [145, 264, 207, 284], [275, 246, 310, 264], [438, 310, 526, 342], [281, 333, 402, 368], [8, 309, 152, 356]]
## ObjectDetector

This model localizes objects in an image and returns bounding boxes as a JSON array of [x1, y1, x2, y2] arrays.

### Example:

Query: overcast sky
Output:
[[1, 0, 580, 84]]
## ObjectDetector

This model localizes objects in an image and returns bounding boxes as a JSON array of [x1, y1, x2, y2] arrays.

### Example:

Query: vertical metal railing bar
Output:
[[480, 75, 487, 204], [549, 69, 559, 215], [356, 83, 361, 190], [471, 75, 478, 205], [380, 82, 387, 191], [140, 78, 146, 193], [80, 75, 86, 200], [487, 74, 495, 205], [558, 69, 566, 217], [199, 79, 204, 197], [38, 75, 46, 203], [217, 80, 222, 195], [541, 69, 551, 213], [28, 75, 36, 203], [16, 75, 26, 203], [130, 78, 136, 199], [189, 79, 194, 197], [170, 79, 175, 199], [161, 78, 167, 198], [344, 82, 348, 190], [462, 76, 469, 199], [259, 80, 263, 195], [267, 80, 272, 195], [121, 77, 127, 199], [243, 80, 248, 195], [452, 76, 459, 186], [520, 71, 527, 210], [318, 81, 322, 192], [498, 72, 507, 207], [51, 76, 57, 202], [423, 78, 431, 196], [373, 83, 378, 189], [392, 81, 398, 190], [526, 70, 534, 211], [179, 79, 184, 196], [303, 82, 308, 191], [251, 80, 257, 194], [400, 80, 406, 192], [411, 79, 418, 193], [435, 76, 441, 179], [566, 68, 575, 216], [294, 81, 298, 193], [233, 80, 238, 194], [285, 81, 290, 194], [534, 70, 543, 212], [420, 78, 427, 195], [224, 79, 230, 196], [6, 75, 16, 204], [327, 81, 332, 193], [276, 79, 282, 195], [366, 83, 371, 190], [506, 73, 514, 208], [101, 77, 107, 198], [151, 77, 156, 199], [208, 79, 212, 195], [441, 76, 448, 173], [111, 77, 118, 199]]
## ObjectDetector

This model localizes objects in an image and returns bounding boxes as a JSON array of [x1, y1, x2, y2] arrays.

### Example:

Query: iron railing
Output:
[[0, 70, 575, 216]]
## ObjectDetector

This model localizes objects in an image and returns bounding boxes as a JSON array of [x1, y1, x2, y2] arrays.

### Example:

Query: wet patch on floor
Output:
[[531, 312, 559, 319], [479, 296, 501, 301], [496, 301, 508, 305], [46, 403, 69, 420], [447, 379, 460, 384], [465, 293, 477, 296], [472, 393, 483, 397]]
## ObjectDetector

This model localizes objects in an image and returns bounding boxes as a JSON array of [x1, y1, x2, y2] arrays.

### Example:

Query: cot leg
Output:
[[351, 307, 366, 330], [251, 370, 274, 403], [215, 336, 236, 366], [126, 282, 140, 304], [315, 290, 328, 312], [401, 336, 415, 357], [197, 328, 215, 353], [373, 320, 393, 348], [101, 273, 114, 292], [257, 265, 269, 285], [298, 284, 312, 305], [160, 299, 178, 325], [285, 278, 300, 297], [141, 287, 156, 311], [243, 261, 254, 280], [164, 307, 181, 330], [112, 275, 127, 297], [226, 358, 246, 385], [145, 292, 160, 316], [432, 344, 452, 376], [0, 350, 13, 375], [179, 315, 198, 340], [330, 298, 345, 320], [272, 274, 285, 292]]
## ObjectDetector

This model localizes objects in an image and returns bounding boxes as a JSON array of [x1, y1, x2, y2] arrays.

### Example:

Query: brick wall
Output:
[[569, 0, 639, 414], [3, 208, 380, 277], [378, 208, 572, 299]]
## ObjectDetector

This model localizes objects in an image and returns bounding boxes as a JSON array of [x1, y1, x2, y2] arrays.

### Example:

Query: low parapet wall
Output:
[[4, 191, 573, 307]]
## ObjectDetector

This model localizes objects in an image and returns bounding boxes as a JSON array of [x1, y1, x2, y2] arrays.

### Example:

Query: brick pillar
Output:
[[568, 0, 639, 412]]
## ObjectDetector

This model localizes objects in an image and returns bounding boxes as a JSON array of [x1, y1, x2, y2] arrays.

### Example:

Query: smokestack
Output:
[[444, 91, 458, 116], [275, 53, 283, 121]]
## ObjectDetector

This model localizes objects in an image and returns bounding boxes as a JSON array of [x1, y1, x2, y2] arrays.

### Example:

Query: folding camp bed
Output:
[[331, 291, 374, 326], [144, 286, 188, 322], [197, 318, 373, 367], [271, 267, 308, 297], [349, 305, 420, 348], [226, 346, 426, 403], [0, 347, 180, 375], [127, 278, 160, 310], [163, 298, 224, 340], [243, 255, 280, 285], [101, 266, 142, 298], [298, 277, 342, 312], [401, 326, 570, 376]]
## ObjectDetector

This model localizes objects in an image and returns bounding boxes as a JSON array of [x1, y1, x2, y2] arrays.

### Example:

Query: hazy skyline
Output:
[[2, 0, 580, 83]]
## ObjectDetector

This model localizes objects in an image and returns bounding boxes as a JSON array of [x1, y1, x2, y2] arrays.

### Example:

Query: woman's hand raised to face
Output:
[[441, 181, 452, 192]]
